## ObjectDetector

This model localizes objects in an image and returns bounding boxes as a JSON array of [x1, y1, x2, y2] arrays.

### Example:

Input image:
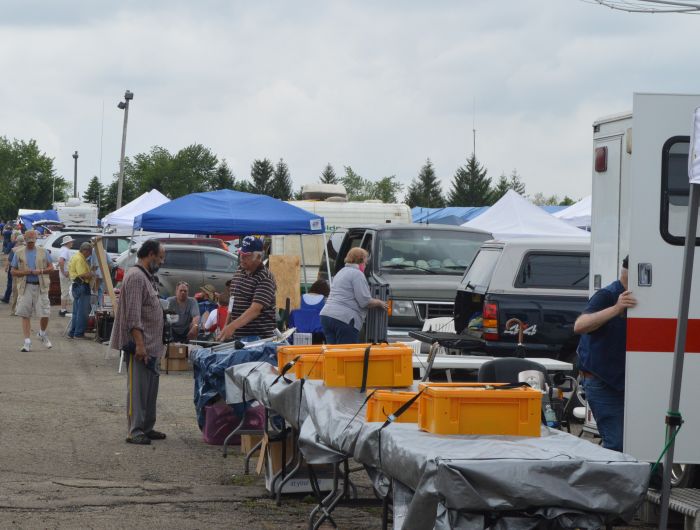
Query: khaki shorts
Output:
[[16, 284, 51, 318], [60, 273, 72, 300]]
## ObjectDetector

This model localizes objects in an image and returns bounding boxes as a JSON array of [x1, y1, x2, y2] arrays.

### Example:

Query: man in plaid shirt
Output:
[[110, 240, 166, 445]]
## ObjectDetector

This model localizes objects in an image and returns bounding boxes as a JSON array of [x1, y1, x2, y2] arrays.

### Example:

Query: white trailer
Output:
[[53, 198, 98, 227], [591, 93, 700, 469], [270, 200, 411, 285]]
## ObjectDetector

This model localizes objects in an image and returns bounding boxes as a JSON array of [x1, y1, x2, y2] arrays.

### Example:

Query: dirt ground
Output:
[[0, 256, 661, 529]]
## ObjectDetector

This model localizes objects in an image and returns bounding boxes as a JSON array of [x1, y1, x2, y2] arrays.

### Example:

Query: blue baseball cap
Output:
[[239, 236, 264, 254]]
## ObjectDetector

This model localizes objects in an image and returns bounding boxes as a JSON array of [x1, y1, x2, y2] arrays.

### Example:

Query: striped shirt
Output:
[[110, 265, 165, 358], [229, 265, 277, 339]]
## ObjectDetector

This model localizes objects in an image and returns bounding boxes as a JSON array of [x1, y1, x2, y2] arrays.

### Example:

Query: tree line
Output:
[[0, 135, 576, 221]]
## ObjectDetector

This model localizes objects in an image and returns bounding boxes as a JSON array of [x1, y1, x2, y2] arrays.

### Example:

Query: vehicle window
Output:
[[461, 249, 501, 291], [204, 251, 237, 273], [378, 229, 490, 275], [52, 234, 92, 248], [660, 137, 700, 245], [162, 250, 202, 270], [116, 238, 131, 254], [515, 252, 589, 290]]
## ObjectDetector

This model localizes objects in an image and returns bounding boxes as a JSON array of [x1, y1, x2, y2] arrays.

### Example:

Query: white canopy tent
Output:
[[553, 195, 592, 230], [102, 189, 170, 229], [461, 190, 590, 239]]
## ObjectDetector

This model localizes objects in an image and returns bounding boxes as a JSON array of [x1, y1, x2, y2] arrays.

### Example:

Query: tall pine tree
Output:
[[448, 154, 492, 206], [83, 176, 106, 217], [250, 158, 275, 196], [508, 169, 526, 195], [405, 158, 445, 208], [491, 173, 510, 203], [270, 158, 293, 200], [320, 163, 338, 184]]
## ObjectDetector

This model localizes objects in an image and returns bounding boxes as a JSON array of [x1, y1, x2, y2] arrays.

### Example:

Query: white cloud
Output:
[[0, 0, 699, 205]]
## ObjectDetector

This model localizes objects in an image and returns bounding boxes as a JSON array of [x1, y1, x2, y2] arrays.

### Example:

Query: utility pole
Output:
[[116, 90, 134, 210], [72, 151, 79, 198]]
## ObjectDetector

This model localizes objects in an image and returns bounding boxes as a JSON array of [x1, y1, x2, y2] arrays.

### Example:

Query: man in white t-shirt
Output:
[[58, 236, 74, 317]]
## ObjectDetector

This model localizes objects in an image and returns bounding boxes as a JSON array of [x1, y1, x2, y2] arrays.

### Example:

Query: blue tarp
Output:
[[412, 205, 566, 224], [20, 209, 60, 230], [192, 343, 278, 429], [134, 189, 325, 235]]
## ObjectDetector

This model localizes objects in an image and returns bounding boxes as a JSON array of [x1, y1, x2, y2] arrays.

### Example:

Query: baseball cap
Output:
[[239, 236, 263, 254], [24, 230, 38, 242]]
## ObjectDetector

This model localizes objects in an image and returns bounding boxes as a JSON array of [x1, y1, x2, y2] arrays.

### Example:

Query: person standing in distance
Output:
[[11, 230, 53, 351], [574, 255, 637, 452], [57, 236, 74, 317], [110, 240, 167, 445], [67, 242, 94, 339], [217, 236, 277, 341], [320, 247, 388, 344]]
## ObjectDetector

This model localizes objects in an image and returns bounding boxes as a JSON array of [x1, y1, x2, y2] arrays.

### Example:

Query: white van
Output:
[[270, 200, 411, 284]]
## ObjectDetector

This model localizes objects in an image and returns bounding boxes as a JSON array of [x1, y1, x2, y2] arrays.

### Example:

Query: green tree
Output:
[[101, 160, 139, 216], [0, 136, 68, 219], [530, 192, 560, 206], [170, 144, 218, 197], [559, 196, 576, 206], [341, 166, 374, 201], [490, 173, 510, 203], [250, 158, 275, 195], [320, 163, 338, 184], [83, 176, 106, 217], [405, 159, 445, 208], [447, 154, 492, 206], [270, 158, 293, 200], [508, 169, 526, 195], [373, 175, 403, 203]]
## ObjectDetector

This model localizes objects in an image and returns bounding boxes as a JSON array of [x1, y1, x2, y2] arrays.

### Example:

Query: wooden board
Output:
[[268, 255, 300, 311], [92, 236, 117, 313]]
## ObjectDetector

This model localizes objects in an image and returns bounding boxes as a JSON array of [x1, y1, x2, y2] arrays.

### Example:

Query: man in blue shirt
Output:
[[574, 256, 637, 452]]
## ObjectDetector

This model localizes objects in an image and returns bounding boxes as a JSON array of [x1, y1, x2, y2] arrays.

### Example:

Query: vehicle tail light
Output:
[[482, 301, 499, 341], [115, 267, 124, 282], [387, 299, 393, 316]]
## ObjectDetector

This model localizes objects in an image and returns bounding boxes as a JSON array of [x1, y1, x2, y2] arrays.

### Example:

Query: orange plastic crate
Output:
[[365, 390, 419, 423], [323, 344, 413, 388], [417, 383, 542, 437], [277, 345, 325, 380]]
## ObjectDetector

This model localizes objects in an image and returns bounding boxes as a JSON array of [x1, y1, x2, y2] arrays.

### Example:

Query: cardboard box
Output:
[[260, 433, 334, 494], [160, 357, 191, 372], [167, 343, 188, 359], [241, 434, 263, 454]]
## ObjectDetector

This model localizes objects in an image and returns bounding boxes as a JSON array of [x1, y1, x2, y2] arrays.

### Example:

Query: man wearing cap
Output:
[[574, 255, 637, 452], [217, 236, 277, 341], [11, 230, 54, 351], [58, 235, 74, 317], [197, 283, 218, 322], [67, 242, 94, 339]]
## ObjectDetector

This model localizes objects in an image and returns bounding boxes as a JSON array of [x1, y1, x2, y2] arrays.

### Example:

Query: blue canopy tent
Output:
[[133, 189, 330, 283], [20, 209, 60, 231]]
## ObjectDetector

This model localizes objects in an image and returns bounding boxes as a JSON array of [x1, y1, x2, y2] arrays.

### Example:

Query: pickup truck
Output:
[[326, 224, 492, 342], [453, 237, 590, 363]]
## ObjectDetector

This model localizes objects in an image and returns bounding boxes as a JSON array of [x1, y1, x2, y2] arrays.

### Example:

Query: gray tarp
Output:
[[227, 362, 650, 529]]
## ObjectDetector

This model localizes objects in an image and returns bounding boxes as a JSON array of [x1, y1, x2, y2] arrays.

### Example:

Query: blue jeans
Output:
[[583, 376, 625, 452], [69, 282, 92, 337], [321, 316, 359, 345]]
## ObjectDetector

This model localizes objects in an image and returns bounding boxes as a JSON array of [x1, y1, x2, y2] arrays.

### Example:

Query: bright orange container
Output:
[[365, 390, 419, 423], [277, 345, 325, 380], [417, 383, 542, 437], [323, 344, 413, 388]]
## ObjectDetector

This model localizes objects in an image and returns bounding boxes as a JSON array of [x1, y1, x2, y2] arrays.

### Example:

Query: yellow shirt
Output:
[[68, 252, 90, 282]]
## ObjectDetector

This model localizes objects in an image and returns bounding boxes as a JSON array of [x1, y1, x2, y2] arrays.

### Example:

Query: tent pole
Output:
[[658, 182, 700, 529], [322, 231, 333, 286], [299, 234, 308, 293]]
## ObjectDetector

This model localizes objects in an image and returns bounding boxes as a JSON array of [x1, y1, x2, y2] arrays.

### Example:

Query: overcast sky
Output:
[[1, 0, 698, 202]]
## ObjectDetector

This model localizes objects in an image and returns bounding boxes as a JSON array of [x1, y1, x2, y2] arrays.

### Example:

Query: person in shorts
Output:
[[11, 229, 54, 351]]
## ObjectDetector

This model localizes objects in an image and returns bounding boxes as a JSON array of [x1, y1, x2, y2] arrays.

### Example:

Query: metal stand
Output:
[[308, 458, 360, 530]]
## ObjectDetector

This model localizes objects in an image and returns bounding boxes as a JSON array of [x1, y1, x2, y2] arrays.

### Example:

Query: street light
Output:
[[72, 150, 79, 198], [116, 89, 134, 210]]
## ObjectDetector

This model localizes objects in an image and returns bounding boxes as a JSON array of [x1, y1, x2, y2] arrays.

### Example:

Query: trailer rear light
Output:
[[115, 267, 124, 282], [482, 301, 499, 341], [595, 146, 607, 172]]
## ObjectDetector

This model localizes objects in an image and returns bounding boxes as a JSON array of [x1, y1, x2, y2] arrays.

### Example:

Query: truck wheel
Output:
[[671, 464, 700, 488]]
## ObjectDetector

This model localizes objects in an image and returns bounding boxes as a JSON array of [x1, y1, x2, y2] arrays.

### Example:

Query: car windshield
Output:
[[377, 229, 488, 275]]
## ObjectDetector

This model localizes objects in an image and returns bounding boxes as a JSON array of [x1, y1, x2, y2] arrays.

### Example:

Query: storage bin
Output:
[[323, 344, 413, 388], [365, 390, 419, 423], [277, 345, 325, 380], [417, 383, 542, 437]]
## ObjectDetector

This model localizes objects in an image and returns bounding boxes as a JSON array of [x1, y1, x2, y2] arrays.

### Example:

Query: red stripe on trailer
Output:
[[627, 318, 700, 353]]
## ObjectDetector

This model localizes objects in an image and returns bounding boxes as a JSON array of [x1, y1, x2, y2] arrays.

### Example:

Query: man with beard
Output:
[[110, 240, 166, 445]]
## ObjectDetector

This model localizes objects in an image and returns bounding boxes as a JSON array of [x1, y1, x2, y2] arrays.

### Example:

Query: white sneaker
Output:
[[38, 332, 52, 349], [20, 340, 31, 352]]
